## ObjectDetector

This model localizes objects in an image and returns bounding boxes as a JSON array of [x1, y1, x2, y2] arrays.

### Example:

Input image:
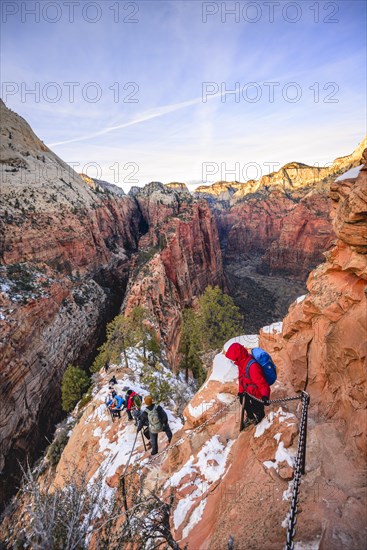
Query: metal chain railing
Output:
[[242, 389, 310, 549], [284, 391, 310, 550]]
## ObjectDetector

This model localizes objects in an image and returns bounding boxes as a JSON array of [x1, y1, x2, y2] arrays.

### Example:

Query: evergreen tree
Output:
[[91, 314, 137, 372], [198, 285, 243, 350], [146, 328, 161, 367], [179, 308, 202, 383], [61, 365, 90, 412], [131, 306, 149, 358], [106, 314, 136, 368]]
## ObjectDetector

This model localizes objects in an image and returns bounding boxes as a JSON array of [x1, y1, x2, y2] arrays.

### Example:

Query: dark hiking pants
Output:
[[150, 424, 173, 455], [245, 393, 265, 424]]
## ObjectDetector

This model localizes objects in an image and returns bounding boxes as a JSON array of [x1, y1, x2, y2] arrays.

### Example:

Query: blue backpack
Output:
[[246, 348, 277, 386]]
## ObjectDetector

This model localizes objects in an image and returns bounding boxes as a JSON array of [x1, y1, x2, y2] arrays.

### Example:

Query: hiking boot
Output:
[[242, 418, 256, 429], [151, 450, 158, 456]]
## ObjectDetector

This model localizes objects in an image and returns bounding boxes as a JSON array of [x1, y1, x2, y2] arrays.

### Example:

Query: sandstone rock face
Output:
[[124, 184, 224, 367], [0, 100, 142, 505], [217, 191, 333, 278], [165, 182, 190, 194], [258, 160, 367, 547], [194, 136, 366, 206]]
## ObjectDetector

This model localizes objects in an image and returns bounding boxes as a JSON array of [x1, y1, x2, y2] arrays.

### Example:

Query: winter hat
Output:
[[144, 396, 153, 406]]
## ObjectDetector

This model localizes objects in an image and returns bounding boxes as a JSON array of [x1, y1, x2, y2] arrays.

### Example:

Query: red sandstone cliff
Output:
[[0, 99, 144, 504], [123, 183, 224, 367], [157, 156, 367, 548]]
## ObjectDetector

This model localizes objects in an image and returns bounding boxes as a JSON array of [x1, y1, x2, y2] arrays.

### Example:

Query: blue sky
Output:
[[1, 0, 366, 190]]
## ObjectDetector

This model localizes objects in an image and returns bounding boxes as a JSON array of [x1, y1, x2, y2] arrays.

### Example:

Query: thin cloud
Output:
[[49, 91, 225, 147]]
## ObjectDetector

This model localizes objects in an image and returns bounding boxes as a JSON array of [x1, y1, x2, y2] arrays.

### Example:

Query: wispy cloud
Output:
[[49, 91, 226, 147]]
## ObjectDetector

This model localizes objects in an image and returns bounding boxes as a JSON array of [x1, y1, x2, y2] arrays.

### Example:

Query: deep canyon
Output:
[[0, 97, 365, 519]]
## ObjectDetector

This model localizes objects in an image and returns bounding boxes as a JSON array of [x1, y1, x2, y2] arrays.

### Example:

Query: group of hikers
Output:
[[104, 341, 275, 454], [105, 377, 172, 456]]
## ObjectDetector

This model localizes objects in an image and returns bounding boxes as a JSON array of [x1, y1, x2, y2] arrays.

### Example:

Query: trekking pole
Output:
[[140, 430, 147, 451], [239, 397, 245, 431]]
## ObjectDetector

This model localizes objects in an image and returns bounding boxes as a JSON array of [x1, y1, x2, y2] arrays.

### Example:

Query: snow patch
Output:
[[335, 165, 363, 182], [182, 498, 207, 539], [196, 435, 234, 483], [283, 481, 293, 501], [255, 407, 296, 438], [295, 294, 307, 304], [262, 321, 283, 335], [174, 486, 207, 531], [188, 400, 215, 418], [275, 441, 295, 467], [169, 456, 196, 487], [263, 441, 295, 472], [218, 392, 235, 404]]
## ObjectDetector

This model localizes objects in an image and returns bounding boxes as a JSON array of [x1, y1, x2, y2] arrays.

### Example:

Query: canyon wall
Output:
[[124, 183, 224, 366], [160, 151, 367, 549], [0, 99, 143, 505]]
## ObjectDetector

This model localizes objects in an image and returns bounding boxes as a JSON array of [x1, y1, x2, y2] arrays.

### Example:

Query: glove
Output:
[[262, 397, 270, 406], [238, 392, 244, 405]]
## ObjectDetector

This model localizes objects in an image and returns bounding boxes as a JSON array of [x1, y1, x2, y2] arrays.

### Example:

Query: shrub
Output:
[[46, 429, 69, 467], [198, 285, 243, 351], [61, 365, 90, 412]]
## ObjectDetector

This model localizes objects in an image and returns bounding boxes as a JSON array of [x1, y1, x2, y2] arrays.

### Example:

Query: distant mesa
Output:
[[165, 182, 190, 194]]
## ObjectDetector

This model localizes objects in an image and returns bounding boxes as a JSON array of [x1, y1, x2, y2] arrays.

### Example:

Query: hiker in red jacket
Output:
[[225, 343, 270, 428], [125, 389, 142, 423]]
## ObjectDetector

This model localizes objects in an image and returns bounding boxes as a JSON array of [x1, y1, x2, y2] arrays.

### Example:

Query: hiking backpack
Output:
[[246, 348, 277, 385], [147, 405, 164, 434]]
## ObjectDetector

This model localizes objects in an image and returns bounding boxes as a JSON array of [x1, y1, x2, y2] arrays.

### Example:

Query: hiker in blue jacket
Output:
[[109, 394, 125, 419]]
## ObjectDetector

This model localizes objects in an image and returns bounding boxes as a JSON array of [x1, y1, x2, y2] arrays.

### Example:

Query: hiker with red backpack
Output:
[[125, 389, 142, 423], [225, 343, 276, 429]]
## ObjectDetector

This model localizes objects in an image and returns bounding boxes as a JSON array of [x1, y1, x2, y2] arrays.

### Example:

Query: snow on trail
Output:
[[335, 165, 363, 181], [262, 322, 283, 335]]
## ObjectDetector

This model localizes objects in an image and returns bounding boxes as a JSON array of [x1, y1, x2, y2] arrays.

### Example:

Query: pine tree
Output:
[[106, 314, 136, 368], [198, 285, 243, 351], [61, 365, 90, 412], [131, 306, 149, 358], [179, 308, 202, 383], [146, 328, 161, 367]]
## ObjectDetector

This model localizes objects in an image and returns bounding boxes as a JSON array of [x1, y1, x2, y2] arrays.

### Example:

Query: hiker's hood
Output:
[[225, 343, 250, 364]]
